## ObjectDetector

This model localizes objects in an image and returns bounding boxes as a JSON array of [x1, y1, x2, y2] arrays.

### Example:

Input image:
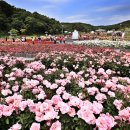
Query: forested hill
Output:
[[62, 20, 130, 32], [0, 0, 62, 34], [62, 22, 95, 33], [0, 0, 130, 35], [97, 20, 130, 30]]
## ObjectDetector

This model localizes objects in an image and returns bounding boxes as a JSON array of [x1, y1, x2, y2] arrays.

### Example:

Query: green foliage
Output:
[[0, 109, 35, 130], [65, 80, 83, 96], [60, 114, 94, 130], [103, 61, 130, 77], [20, 28, 26, 34], [9, 28, 18, 35]]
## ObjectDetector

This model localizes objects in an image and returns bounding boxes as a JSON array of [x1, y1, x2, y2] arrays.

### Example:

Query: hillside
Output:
[[0, 0, 62, 35], [62, 22, 96, 33], [97, 20, 130, 31], [63, 20, 130, 33]]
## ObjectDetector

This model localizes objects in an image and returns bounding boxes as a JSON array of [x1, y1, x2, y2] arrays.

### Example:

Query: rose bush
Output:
[[0, 48, 130, 130]]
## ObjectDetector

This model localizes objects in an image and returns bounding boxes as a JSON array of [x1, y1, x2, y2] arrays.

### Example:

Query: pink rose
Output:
[[62, 92, 70, 100], [106, 69, 112, 75], [92, 101, 103, 114], [98, 68, 105, 75], [58, 101, 70, 114], [119, 107, 130, 121], [95, 93, 107, 102], [96, 113, 116, 130], [87, 87, 99, 95], [12, 85, 19, 92], [2, 105, 14, 117], [77, 106, 96, 124], [50, 121, 61, 130], [108, 91, 115, 97], [69, 96, 81, 107], [30, 123, 40, 130], [68, 108, 76, 117], [113, 99, 123, 110], [8, 123, 21, 130], [52, 95, 62, 105], [19, 101, 28, 111], [56, 87, 65, 95]]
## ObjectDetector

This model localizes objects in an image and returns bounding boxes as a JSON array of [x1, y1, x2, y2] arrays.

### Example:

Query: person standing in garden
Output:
[[62, 36, 66, 44], [32, 37, 35, 44], [53, 36, 57, 44], [12, 37, 15, 42], [5, 37, 8, 42], [38, 36, 42, 44], [59, 36, 62, 44]]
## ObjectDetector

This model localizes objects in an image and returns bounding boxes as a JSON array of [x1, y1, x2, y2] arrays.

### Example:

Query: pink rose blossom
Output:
[[58, 101, 70, 114], [108, 91, 115, 97], [113, 99, 123, 110], [92, 101, 103, 114], [95, 93, 107, 102], [62, 92, 70, 100], [30, 123, 40, 130], [50, 121, 61, 130], [8, 123, 21, 130], [77, 106, 96, 124], [96, 113, 116, 130], [68, 108, 76, 117]]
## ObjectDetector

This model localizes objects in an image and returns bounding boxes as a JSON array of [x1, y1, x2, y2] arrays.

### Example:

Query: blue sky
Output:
[[5, 0, 130, 25]]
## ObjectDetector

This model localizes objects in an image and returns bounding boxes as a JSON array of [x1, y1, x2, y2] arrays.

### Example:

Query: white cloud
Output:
[[65, 14, 94, 23], [109, 15, 130, 23], [66, 15, 88, 20], [97, 5, 130, 12], [91, 15, 130, 25]]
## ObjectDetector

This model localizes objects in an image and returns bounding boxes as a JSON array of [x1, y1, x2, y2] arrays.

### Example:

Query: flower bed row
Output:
[[0, 48, 130, 130], [0, 44, 115, 55], [73, 40, 130, 49]]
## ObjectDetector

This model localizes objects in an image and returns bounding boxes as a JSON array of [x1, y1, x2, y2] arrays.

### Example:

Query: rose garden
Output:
[[0, 42, 130, 130], [1, 1, 130, 130]]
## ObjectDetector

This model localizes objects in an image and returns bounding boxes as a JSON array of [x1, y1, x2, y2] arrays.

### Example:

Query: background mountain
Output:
[[97, 20, 130, 31], [0, 0, 130, 35], [61, 22, 95, 33], [62, 20, 130, 33]]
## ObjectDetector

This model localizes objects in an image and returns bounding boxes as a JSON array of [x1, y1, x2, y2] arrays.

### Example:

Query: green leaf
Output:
[[5, 118, 9, 124]]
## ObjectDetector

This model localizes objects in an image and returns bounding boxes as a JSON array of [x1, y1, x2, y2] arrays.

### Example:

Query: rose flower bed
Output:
[[0, 44, 117, 54], [0, 48, 130, 130]]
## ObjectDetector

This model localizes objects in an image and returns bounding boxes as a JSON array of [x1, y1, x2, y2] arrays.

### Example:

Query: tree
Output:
[[11, 18, 24, 31], [25, 16, 37, 34], [20, 29, 27, 35], [9, 28, 18, 36], [0, 14, 7, 32], [0, 0, 13, 17]]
